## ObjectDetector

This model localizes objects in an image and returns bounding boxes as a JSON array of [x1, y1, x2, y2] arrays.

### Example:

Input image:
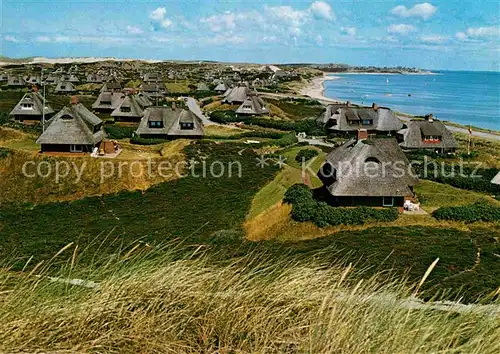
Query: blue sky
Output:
[[1, 0, 499, 71]]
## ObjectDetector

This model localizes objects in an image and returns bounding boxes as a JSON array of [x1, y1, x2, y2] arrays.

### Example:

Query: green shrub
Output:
[[432, 200, 500, 223], [104, 125, 136, 139], [295, 149, 319, 162], [130, 136, 167, 145], [284, 184, 399, 227], [0, 147, 9, 159]]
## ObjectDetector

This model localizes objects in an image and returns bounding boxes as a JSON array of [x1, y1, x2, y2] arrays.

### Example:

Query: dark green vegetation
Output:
[[104, 125, 136, 139], [295, 148, 319, 162], [209, 110, 327, 136], [433, 200, 500, 223], [406, 152, 499, 195], [267, 97, 325, 121], [284, 184, 399, 227], [0, 142, 278, 266], [129, 136, 172, 145]]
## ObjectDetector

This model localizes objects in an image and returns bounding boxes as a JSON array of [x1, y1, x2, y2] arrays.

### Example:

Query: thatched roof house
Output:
[[135, 92, 153, 108], [111, 95, 144, 122], [214, 82, 228, 92], [100, 81, 122, 92], [86, 74, 103, 83], [318, 133, 418, 207], [143, 72, 161, 82], [135, 105, 204, 139], [235, 93, 269, 116], [92, 91, 125, 112], [196, 82, 210, 91], [25, 76, 41, 85], [37, 100, 104, 153], [7, 76, 25, 87], [55, 81, 76, 93], [318, 103, 403, 135], [10, 92, 55, 123], [397, 115, 458, 153], [223, 85, 250, 104], [140, 82, 167, 99]]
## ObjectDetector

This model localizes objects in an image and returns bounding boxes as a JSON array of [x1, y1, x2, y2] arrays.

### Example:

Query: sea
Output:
[[323, 71, 500, 131]]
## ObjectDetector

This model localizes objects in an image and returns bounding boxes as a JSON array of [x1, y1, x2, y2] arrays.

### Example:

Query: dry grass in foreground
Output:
[[0, 245, 498, 353]]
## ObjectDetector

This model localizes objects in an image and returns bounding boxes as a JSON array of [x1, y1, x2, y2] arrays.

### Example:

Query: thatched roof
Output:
[[223, 85, 250, 104], [111, 95, 144, 119], [135, 107, 204, 137], [320, 138, 418, 197], [143, 72, 161, 82], [86, 74, 103, 83], [10, 92, 54, 117], [37, 103, 103, 146], [55, 81, 76, 93], [318, 104, 403, 132], [135, 92, 153, 108], [214, 82, 228, 92], [100, 81, 122, 92], [92, 91, 125, 110], [235, 94, 269, 115], [196, 82, 210, 91], [398, 119, 458, 149]]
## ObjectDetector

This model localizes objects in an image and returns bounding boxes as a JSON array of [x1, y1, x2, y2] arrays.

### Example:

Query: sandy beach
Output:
[[299, 74, 344, 104]]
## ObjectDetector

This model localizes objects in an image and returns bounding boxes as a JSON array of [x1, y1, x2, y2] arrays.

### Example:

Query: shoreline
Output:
[[299, 74, 500, 139]]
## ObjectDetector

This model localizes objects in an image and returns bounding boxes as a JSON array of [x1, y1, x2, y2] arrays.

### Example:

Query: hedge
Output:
[[104, 125, 136, 139], [209, 110, 327, 136], [432, 200, 500, 223], [295, 149, 319, 162], [284, 184, 399, 227]]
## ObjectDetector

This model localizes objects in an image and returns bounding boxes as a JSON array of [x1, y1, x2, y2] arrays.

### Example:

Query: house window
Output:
[[348, 120, 359, 125], [121, 107, 131, 113], [362, 119, 373, 125], [70, 144, 83, 153], [148, 121, 163, 128], [21, 103, 33, 109], [180, 123, 194, 130], [383, 197, 394, 206]]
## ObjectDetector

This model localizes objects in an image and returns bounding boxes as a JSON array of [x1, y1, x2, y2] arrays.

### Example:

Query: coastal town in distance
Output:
[[0, 0, 499, 352]]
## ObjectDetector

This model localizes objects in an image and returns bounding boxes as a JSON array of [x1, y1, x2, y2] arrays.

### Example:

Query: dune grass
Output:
[[0, 244, 498, 353]]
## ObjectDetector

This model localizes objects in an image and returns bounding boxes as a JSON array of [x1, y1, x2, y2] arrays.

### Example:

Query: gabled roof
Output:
[[398, 119, 458, 149], [100, 81, 122, 92], [197, 82, 210, 91], [135, 107, 204, 137], [235, 94, 269, 115], [319, 104, 403, 132], [55, 81, 76, 93], [92, 91, 125, 110], [37, 103, 103, 145], [135, 92, 153, 108], [214, 83, 228, 92], [321, 138, 418, 197], [111, 95, 144, 118], [10, 92, 55, 117], [7, 76, 25, 86]]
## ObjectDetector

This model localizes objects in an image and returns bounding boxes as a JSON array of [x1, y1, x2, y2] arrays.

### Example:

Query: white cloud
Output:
[[4, 35, 21, 43], [265, 5, 309, 27], [455, 32, 468, 41], [387, 24, 416, 35], [35, 36, 51, 43], [200, 11, 237, 32], [310, 1, 335, 21], [150, 7, 166, 21], [455, 26, 500, 41], [466, 26, 500, 38], [341, 26, 357, 36], [150, 7, 173, 31], [205, 34, 246, 45], [391, 3, 437, 20], [419, 35, 448, 43], [316, 34, 324, 46], [126, 25, 143, 35]]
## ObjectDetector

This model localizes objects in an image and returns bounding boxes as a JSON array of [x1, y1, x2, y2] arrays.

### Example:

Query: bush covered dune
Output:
[[1, 244, 499, 353]]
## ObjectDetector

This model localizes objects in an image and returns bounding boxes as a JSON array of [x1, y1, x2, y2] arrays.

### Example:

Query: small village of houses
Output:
[[1, 60, 463, 210]]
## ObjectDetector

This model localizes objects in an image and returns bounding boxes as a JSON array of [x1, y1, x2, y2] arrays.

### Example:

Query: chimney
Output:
[[70, 96, 78, 105], [171, 101, 176, 111], [372, 102, 379, 111], [357, 129, 368, 141], [425, 114, 434, 122]]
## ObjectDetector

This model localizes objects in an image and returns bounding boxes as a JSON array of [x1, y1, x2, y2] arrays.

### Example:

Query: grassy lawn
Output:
[[247, 145, 325, 219], [204, 124, 244, 137], [266, 98, 325, 121], [164, 80, 191, 93], [0, 142, 279, 266], [415, 180, 499, 212]]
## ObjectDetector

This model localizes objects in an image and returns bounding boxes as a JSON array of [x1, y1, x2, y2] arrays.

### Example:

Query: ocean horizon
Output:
[[323, 71, 500, 131]]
